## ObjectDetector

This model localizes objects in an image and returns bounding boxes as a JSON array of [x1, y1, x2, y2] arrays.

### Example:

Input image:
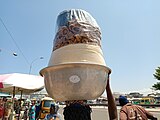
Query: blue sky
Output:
[[0, 0, 160, 95]]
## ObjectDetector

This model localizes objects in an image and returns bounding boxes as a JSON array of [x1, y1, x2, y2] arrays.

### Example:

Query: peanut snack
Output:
[[53, 19, 101, 51]]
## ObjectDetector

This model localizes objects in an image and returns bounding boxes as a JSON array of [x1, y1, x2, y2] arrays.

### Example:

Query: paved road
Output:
[[59, 106, 160, 120]]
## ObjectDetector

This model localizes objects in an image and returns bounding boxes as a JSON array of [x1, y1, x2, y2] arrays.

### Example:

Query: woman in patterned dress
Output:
[[29, 101, 36, 120]]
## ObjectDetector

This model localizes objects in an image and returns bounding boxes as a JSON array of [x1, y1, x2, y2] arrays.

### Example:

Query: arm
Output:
[[106, 74, 118, 120], [145, 110, 157, 120]]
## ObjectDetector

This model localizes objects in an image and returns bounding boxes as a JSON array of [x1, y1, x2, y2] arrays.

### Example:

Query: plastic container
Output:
[[40, 9, 111, 101], [40, 63, 111, 101]]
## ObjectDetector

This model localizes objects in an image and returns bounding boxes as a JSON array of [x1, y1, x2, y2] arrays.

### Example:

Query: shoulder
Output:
[[120, 103, 136, 116], [120, 103, 132, 110], [120, 106, 128, 120], [132, 104, 145, 111]]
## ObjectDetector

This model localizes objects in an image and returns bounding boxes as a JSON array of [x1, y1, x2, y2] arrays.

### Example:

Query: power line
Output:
[[0, 16, 30, 65]]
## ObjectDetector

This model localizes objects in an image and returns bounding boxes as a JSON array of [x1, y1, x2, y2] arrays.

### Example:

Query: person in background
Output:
[[0, 98, 4, 120], [15, 99, 21, 119], [2, 97, 11, 120], [2, 97, 7, 120], [35, 100, 41, 120], [119, 95, 157, 120], [44, 103, 62, 120], [22, 102, 30, 120], [28, 101, 36, 120]]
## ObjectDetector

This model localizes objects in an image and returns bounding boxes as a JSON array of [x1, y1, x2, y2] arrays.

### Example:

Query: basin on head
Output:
[[40, 63, 111, 101]]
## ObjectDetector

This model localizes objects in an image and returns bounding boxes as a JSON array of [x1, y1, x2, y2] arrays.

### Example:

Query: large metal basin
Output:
[[40, 63, 111, 101]]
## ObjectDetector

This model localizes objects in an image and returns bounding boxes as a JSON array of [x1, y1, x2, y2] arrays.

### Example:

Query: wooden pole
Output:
[[10, 86, 15, 120], [20, 90, 23, 100]]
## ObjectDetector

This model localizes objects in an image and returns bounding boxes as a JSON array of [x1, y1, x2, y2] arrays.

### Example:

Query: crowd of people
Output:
[[0, 96, 62, 120], [0, 95, 158, 120], [0, 74, 158, 120], [0, 97, 12, 120], [0, 97, 38, 120]]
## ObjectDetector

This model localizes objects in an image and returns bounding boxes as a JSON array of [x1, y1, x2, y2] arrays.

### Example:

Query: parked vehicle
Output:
[[130, 98, 141, 104], [140, 97, 155, 105], [39, 97, 54, 119]]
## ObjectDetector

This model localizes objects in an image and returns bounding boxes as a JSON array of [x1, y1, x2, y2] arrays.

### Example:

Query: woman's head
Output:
[[63, 103, 92, 120], [31, 100, 35, 105]]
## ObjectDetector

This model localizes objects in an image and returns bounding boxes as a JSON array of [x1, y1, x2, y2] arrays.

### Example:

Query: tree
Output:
[[152, 67, 160, 90]]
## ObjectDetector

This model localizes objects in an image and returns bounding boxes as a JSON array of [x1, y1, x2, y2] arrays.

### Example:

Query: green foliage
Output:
[[152, 82, 160, 90], [153, 67, 160, 80], [152, 67, 160, 90]]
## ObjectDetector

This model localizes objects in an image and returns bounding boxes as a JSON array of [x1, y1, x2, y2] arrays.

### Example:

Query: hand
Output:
[[107, 69, 111, 84], [152, 117, 157, 120], [108, 69, 111, 75], [106, 73, 110, 88]]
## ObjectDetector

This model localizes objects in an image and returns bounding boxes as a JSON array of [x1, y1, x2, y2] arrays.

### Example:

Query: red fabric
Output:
[[0, 74, 11, 88], [0, 83, 3, 88], [0, 102, 4, 118]]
